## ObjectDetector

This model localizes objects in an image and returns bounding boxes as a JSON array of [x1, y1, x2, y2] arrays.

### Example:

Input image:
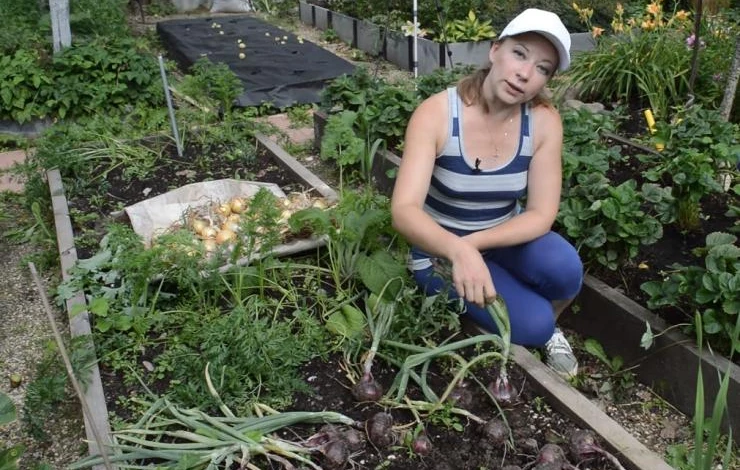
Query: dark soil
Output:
[[284, 349, 612, 470], [67, 138, 314, 259], [74, 136, 626, 470], [584, 134, 737, 329]]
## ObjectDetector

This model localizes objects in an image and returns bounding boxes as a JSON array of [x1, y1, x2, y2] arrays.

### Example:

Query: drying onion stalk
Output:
[[484, 297, 517, 404], [429, 259, 516, 404], [352, 284, 398, 402], [68, 397, 362, 470]]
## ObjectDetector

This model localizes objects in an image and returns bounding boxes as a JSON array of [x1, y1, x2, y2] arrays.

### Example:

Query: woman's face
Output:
[[487, 32, 558, 105]]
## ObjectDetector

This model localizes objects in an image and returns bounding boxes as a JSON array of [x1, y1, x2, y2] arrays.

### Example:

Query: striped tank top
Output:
[[409, 87, 535, 271]]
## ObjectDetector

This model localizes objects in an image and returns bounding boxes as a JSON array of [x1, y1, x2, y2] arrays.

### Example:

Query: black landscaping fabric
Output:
[[156, 15, 355, 108]]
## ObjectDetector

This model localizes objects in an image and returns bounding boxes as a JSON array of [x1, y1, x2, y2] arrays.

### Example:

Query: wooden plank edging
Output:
[[255, 131, 338, 203], [47, 168, 113, 470], [511, 345, 674, 470]]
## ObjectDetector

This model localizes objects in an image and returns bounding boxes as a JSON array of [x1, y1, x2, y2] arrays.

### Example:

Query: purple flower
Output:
[[685, 34, 705, 49]]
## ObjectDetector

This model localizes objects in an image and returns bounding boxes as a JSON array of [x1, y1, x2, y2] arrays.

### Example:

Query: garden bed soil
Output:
[[51, 121, 689, 470], [314, 109, 740, 444]]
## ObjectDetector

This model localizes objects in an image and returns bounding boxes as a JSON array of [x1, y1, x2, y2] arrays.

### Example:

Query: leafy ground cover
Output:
[[60, 134, 632, 470]]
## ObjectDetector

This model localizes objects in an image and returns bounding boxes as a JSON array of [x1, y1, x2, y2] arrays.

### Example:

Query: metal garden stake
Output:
[[158, 55, 183, 157]]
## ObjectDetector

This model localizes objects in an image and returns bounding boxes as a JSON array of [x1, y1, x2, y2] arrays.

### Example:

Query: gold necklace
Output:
[[492, 116, 514, 160], [474, 115, 515, 171]]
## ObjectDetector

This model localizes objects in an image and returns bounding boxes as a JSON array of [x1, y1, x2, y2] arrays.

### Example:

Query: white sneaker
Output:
[[545, 328, 578, 379]]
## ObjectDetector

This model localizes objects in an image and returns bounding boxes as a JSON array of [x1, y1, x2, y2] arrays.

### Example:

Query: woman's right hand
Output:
[[449, 242, 496, 308]]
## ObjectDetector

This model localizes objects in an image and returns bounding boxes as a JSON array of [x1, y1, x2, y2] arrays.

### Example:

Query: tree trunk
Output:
[[49, 0, 71, 54], [719, 37, 740, 122]]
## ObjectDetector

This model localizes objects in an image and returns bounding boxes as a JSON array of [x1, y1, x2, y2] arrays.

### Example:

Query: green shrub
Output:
[[49, 37, 163, 120], [560, 2, 738, 119], [0, 50, 54, 122]]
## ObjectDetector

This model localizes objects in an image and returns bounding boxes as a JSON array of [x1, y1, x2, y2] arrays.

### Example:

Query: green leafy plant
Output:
[[560, 106, 624, 192], [320, 67, 418, 150], [664, 311, 738, 470], [559, 2, 738, 119], [0, 391, 23, 470], [320, 110, 384, 183], [177, 57, 244, 116], [0, 49, 53, 123], [581, 339, 636, 401], [641, 231, 740, 354], [48, 37, 163, 120], [641, 106, 740, 231], [415, 64, 476, 100], [557, 174, 669, 271], [163, 293, 328, 414], [437, 10, 495, 42], [322, 28, 340, 42]]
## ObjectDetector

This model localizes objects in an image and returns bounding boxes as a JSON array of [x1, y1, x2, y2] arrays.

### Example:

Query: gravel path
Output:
[[0, 202, 87, 469]]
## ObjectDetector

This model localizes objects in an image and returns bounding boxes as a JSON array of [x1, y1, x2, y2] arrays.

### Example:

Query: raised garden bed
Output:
[[50, 128, 675, 469], [313, 108, 740, 443], [297, 0, 597, 75]]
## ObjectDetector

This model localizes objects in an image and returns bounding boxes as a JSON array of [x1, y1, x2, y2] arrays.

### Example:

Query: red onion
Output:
[[352, 374, 383, 402], [341, 427, 365, 451], [321, 439, 349, 469], [487, 375, 517, 405], [536, 443, 566, 465], [480, 417, 509, 448], [366, 412, 395, 448], [568, 429, 627, 470], [412, 431, 432, 455]]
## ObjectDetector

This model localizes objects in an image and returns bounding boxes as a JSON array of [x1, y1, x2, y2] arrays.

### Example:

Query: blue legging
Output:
[[412, 231, 583, 347]]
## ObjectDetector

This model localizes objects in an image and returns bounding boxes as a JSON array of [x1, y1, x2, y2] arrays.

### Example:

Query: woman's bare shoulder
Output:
[[415, 89, 449, 117]]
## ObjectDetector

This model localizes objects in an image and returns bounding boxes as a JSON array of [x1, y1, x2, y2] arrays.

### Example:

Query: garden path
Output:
[[0, 149, 27, 192]]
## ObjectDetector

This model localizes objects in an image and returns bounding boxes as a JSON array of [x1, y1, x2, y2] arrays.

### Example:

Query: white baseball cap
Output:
[[498, 8, 571, 71]]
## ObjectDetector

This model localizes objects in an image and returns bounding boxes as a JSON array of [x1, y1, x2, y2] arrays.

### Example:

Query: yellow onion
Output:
[[215, 228, 236, 245], [191, 218, 208, 235], [201, 226, 218, 239], [312, 198, 327, 209], [216, 203, 232, 218], [222, 220, 240, 233], [202, 239, 217, 252], [230, 197, 246, 214]]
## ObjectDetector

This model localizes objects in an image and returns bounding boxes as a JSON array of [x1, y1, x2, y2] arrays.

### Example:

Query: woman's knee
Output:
[[543, 248, 583, 298], [464, 298, 555, 347]]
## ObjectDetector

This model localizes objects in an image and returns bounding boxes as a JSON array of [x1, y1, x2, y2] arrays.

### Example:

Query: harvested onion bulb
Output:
[[229, 197, 246, 214], [215, 228, 236, 245]]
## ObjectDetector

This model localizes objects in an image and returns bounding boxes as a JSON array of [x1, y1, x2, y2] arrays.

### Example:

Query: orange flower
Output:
[[641, 19, 656, 30], [646, 2, 661, 16], [615, 2, 624, 15], [591, 26, 605, 38], [674, 10, 690, 21]]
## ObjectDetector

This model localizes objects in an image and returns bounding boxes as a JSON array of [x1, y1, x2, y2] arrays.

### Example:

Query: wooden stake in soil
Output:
[[28, 262, 114, 470]]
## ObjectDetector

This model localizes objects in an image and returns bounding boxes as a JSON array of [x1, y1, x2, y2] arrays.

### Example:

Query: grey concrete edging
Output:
[[297, 1, 596, 74]]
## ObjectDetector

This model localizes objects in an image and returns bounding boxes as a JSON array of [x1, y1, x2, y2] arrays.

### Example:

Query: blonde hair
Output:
[[456, 40, 553, 113]]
